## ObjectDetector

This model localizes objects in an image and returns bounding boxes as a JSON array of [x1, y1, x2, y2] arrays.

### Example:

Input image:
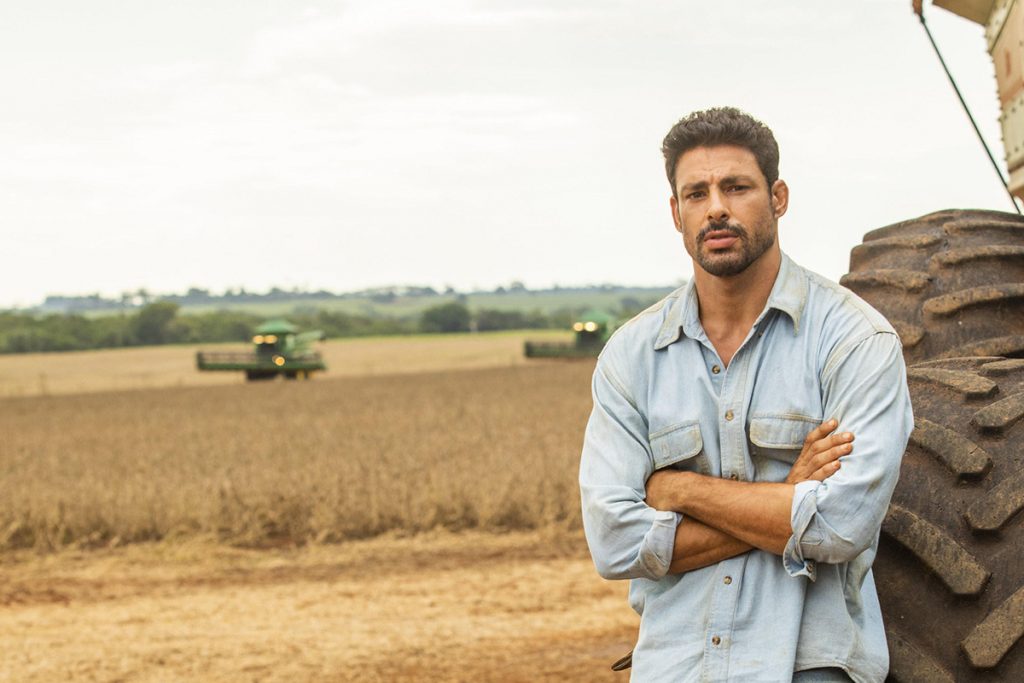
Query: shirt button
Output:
[[711, 635, 721, 646], [711, 364, 721, 374], [723, 576, 732, 585], [724, 410, 734, 421]]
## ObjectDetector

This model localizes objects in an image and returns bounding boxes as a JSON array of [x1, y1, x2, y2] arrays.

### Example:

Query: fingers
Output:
[[810, 439, 853, 469], [805, 439, 853, 482], [806, 428, 854, 457], [808, 459, 842, 482], [803, 419, 838, 448], [788, 419, 856, 485]]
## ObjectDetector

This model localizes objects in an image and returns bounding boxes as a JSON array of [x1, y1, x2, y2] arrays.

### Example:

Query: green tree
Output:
[[420, 302, 471, 333], [132, 301, 181, 345], [474, 308, 550, 332]]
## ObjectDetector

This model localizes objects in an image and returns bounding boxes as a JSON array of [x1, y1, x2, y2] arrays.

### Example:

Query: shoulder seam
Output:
[[804, 269, 894, 335], [597, 360, 640, 412], [822, 330, 903, 382]]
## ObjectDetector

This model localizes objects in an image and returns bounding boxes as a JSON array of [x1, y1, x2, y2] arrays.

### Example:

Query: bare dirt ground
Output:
[[0, 530, 638, 682]]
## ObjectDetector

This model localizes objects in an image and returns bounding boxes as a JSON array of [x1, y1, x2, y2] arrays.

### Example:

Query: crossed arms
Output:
[[645, 420, 851, 573], [579, 332, 913, 581]]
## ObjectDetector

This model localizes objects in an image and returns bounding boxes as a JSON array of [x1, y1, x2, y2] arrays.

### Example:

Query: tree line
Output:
[[0, 300, 629, 354]]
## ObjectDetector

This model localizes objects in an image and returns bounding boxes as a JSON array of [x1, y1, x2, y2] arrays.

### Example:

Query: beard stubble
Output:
[[691, 218, 777, 277]]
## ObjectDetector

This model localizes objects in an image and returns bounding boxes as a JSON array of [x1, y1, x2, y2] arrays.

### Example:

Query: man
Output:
[[579, 107, 913, 683]]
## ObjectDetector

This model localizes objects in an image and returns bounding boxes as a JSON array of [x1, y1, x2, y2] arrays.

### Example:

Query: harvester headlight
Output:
[[253, 335, 264, 344], [584, 321, 599, 332], [572, 322, 585, 332], [265, 335, 278, 344], [273, 356, 285, 366]]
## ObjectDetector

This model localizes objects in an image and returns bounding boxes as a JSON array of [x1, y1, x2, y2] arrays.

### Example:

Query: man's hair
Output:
[[661, 107, 779, 195]]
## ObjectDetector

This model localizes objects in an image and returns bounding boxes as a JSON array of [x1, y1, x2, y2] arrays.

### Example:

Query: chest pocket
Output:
[[649, 421, 708, 474], [749, 415, 819, 464]]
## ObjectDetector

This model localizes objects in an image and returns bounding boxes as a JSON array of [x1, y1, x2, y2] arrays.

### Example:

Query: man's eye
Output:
[[728, 185, 748, 192], [686, 191, 705, 200]]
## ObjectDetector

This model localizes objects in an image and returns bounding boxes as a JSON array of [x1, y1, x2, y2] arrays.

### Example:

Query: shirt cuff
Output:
[[784, 480, 821, 580], [637, 510, 682, 579]]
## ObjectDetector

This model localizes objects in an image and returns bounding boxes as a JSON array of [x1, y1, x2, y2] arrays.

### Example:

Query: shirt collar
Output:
[[653, 252, 807, 351]]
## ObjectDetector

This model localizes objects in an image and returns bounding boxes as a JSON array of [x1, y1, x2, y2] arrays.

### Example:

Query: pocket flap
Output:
[[749, 415, 819, 449], [649, 422, 703, 469]]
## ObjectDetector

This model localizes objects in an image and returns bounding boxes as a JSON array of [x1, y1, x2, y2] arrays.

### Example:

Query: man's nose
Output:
[[705, 188, 729, 223]]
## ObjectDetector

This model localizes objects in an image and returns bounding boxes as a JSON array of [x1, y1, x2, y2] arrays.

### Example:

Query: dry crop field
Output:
[[0, 335, 638, 681], [0, 362, 593, 550]]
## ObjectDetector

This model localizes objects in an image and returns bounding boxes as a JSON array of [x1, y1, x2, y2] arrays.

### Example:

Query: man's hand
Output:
[[784, 419, 853, 485]]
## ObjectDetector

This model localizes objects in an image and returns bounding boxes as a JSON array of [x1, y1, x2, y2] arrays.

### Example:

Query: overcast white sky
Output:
[[0, 0, 1014, 308]]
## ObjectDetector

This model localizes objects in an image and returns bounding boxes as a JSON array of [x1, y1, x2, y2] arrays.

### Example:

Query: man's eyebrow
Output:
[[679, 180, 708, 193], [720, 174, 757, 185], [679, 175, 759, 193]]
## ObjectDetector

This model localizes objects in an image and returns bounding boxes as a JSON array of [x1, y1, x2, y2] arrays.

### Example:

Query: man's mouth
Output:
[[701, 229, 740, 251]]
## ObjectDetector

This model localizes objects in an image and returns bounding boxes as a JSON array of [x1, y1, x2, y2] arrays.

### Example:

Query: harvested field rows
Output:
[[0, 361, 595, 551]]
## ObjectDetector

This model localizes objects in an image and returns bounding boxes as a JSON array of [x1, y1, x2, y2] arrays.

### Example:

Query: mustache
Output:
[[697, 221, 747, 243]]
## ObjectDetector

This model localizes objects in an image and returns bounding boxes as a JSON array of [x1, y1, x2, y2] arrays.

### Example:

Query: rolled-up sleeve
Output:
[[579, 354, 680, 581], [784, 331, 913, 578]]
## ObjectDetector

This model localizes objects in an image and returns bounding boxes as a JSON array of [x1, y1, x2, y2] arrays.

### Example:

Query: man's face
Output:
[[670, 145, 787, 278]]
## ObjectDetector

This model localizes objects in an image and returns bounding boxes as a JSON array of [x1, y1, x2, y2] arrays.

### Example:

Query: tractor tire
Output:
[[245, 370, 276, 381], [876, 356, 1024, 681], [839, 209, 1024, 364]]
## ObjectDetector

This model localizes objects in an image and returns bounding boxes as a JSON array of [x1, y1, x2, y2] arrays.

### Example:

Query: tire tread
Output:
[[882, 504, 990, 596]]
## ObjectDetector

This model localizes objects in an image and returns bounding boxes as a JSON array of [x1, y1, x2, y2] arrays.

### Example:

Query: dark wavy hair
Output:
[[661, 107, 779, 195]]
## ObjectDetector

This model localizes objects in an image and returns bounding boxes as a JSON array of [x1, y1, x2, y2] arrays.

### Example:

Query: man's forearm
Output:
[[664, 472, 794, 555], [670, 517, 751, 573]]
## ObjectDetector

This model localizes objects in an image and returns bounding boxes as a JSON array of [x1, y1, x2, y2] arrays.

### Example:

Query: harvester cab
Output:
[[524, 309, 618, 358], [252, 319, 325, 360], [196, 318, 327, 381], [252, 320, 294, 361], [571, 309, 616, 352]]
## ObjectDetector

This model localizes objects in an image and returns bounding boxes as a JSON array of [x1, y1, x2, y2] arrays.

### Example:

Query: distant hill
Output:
[[34, 284, 680, 319]]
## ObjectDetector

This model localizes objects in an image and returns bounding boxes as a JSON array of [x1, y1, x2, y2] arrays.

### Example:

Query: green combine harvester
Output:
[[196, 319, 327, 381], [524, 309, 617, 359]]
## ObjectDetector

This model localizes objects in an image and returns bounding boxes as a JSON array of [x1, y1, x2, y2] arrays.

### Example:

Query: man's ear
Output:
[[771, 179, 789, 219], [669, 194, 683, 234]]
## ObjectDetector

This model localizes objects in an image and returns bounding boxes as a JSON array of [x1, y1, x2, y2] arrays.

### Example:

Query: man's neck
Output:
[[693, 249, 782, 366]]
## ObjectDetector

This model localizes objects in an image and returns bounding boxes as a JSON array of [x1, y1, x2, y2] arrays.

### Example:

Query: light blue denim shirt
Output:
[[579, 253, 913, 683]]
